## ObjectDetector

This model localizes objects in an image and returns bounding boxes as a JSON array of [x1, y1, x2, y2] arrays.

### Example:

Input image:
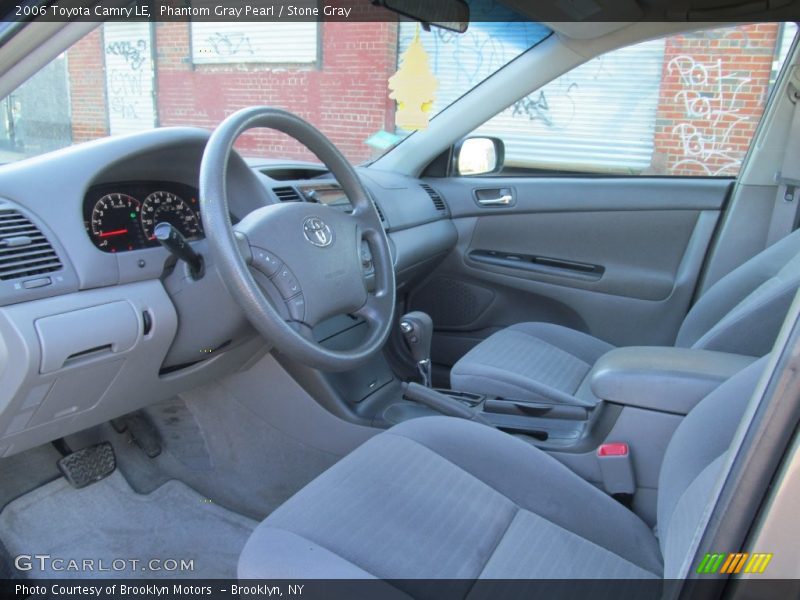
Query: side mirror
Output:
[[455, 137, 504, 176]]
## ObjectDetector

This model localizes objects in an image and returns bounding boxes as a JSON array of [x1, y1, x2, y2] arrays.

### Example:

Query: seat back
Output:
[[657, 357, 766, 578], [676, 229, 800, 356]]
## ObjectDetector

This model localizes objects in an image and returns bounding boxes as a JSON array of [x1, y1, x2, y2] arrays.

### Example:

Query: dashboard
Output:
[[83, 181, 203, 252], [297, 184, 353, 211], [0, 127, 457, 459]]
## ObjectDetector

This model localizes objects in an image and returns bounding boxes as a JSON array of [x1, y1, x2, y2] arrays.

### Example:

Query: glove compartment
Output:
[[35, 301, 139, 374]]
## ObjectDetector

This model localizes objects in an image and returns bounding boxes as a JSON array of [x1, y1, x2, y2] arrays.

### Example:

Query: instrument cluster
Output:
[[83, 181, 203, 252]]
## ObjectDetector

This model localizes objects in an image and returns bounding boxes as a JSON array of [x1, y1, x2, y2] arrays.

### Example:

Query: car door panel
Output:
[[408, 177, 732, 368]]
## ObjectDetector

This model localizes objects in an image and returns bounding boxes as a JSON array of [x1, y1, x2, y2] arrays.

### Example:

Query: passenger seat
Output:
[[450, 229, 800, 406]]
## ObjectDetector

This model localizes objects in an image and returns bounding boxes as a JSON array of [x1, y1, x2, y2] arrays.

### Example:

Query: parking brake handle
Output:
[[402, 382, 492, 426]]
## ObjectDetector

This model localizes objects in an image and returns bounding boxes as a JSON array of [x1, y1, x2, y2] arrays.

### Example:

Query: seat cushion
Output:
[[450, 322, 615, 406], [238, 416, 662, 589]]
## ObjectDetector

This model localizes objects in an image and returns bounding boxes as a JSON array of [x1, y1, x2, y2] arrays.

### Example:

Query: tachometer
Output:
[[141, 191, 202, 242], [90, 193, 142, 252]]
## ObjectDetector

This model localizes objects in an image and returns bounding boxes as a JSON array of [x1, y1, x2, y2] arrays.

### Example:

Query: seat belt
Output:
[[767, 81, 800, 245]]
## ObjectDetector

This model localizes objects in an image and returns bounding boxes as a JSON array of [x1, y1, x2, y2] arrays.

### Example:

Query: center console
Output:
[[383, 386, 621, 452], [383, 344, 758, 439], [588, 346, 758, 414], [374, 327, 760, 526], [281, 306, 760, 526]]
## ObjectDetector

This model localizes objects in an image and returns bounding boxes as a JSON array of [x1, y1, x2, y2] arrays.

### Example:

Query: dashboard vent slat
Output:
[[372, 200, 386, 222], [272, 186, 302, 202], [366, 191, 386, 223], [0, 208, 62, 281], [420, 183, 447, 212]]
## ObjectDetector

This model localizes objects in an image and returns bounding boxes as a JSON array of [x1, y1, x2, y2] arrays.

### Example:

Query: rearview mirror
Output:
[[455, 137, 505, 176], [373, 0, 470, 33]]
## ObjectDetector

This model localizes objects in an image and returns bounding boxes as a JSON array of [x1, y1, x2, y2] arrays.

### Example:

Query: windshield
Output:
[[0, 17, 550, 165]]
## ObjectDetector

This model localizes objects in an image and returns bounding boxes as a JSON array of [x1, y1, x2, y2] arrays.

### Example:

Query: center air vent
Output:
[[0, 208, 62, 281], [272, 186, 302, 202], [420, 183, 447, 212]]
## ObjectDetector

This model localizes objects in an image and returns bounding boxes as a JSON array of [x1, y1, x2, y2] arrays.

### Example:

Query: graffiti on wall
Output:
[[191, 23, 317, 64], [205, 31, 255, 58], [103, 23, 156, 134], [107, 70, 144, 121], [511, 83, 579, 129], [105, 39, 148, 70], [668, 54, 752, 176]]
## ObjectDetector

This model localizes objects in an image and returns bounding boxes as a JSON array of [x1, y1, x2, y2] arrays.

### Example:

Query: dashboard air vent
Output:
[[273, 186, 302, 202], [420, 183, 447, 212], [368, 194, 386, 223], [0, 208, 62, 281]]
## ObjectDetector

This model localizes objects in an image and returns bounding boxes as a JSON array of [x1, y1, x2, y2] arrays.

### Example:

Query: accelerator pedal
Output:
[[57, 442, 116, 489], [112, 411, 162, 459]]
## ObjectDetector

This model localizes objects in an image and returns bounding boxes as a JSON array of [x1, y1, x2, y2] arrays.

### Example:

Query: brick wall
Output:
[[67, 28, 109, 143], [154, 21, 398, 163], [65, 22, 786, 174], [652, 23, 780, 176]]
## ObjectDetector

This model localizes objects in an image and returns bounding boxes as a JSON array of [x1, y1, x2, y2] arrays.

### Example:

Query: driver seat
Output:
[[238, 359, 765, 583]]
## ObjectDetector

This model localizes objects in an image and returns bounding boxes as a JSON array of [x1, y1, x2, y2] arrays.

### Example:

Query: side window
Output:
[[472, 23, 797, 177]]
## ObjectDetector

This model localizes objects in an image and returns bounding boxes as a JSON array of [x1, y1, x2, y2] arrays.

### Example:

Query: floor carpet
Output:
[[0, 471, 257, 579]]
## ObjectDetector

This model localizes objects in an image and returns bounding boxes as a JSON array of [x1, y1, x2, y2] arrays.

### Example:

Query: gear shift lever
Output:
[[399, 311, 433, 387]]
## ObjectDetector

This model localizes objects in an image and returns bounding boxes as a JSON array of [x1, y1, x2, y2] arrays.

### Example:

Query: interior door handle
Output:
[[478, 194, 513, 206]]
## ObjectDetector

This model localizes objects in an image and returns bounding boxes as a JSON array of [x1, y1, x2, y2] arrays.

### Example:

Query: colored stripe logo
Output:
[[696, 552, 773, 574]]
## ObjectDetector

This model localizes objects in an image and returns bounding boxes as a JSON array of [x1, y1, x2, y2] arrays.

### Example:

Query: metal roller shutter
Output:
[[191, 22, 318, 64], [103, 22, 156, 136], [479, 38, 665, 172], [399, 22, 665, 172]]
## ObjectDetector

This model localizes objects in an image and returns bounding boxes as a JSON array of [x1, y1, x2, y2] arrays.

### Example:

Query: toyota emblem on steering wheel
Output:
[[302, 216, 334, 247]]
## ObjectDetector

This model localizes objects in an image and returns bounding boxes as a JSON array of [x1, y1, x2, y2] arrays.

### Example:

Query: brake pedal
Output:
[[57, 442, 116, 489]]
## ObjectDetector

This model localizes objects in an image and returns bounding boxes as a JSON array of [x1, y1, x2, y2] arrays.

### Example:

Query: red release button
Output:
[[598, 442, 629, 457]]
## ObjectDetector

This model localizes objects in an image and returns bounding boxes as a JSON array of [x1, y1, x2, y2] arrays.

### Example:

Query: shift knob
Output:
[[399, 311, 433, 364], [400, 311, 433, 386]]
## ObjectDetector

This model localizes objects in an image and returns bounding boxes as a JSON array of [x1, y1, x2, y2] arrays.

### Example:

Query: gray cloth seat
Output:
[[238, 359, 764, 584], [451, 229, 800, 405]]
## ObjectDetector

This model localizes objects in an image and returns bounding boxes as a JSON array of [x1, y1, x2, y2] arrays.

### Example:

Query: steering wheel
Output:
[[199, 107, 396, 371]]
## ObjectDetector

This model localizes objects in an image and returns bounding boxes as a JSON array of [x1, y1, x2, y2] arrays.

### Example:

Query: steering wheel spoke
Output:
[[200, 107, 395, 371]]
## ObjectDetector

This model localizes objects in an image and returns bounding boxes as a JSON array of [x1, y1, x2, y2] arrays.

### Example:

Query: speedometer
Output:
[[140, 191, 202, 242], [90, 194, 142, 252]]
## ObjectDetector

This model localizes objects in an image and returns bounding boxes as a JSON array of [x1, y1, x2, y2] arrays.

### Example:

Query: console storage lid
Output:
[[589, 347, 757, 414]]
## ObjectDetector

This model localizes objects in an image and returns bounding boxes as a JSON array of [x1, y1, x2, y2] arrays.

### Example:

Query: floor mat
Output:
[[0, 471, 257, 579]]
